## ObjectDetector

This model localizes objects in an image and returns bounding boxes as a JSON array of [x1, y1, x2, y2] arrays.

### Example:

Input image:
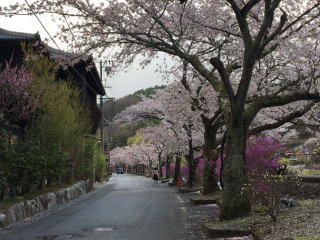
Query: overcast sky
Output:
[[0, 2, 168, 99]]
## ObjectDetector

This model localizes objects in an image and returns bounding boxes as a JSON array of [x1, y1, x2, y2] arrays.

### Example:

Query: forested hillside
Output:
[[102, 85, 165, 120], [103, 85, 165, 148]]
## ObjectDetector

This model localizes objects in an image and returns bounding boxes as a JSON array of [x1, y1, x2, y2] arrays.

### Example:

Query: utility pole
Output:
[[99, 59, 113, 177], [104, 98, 114, 176], [107, 99, 114, 174]]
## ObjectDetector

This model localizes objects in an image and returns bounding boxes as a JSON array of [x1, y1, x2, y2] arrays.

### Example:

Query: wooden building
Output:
[[0, 27, 105, 134]]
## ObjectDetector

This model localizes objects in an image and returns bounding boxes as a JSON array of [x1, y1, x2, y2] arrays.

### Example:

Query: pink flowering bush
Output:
[[161, 166, 166, 176], [196, 136, 283, 191], [245, 136, 299, 221], [196, 158, 205, 177], [246, 136, 283, 193], [181, 166, 188, 179], [170, 163, 175, 177], [0, 59, 40, 124], [194, 136, 297, 220], [162, 164, 188, 180], [313, 164, 320, 170]]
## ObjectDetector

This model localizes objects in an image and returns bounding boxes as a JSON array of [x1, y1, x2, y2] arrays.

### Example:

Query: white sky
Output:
[[0, 1, 168, 99]]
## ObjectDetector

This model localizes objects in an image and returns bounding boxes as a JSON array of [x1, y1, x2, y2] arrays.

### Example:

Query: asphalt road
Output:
[[0, 174, 194, 240]]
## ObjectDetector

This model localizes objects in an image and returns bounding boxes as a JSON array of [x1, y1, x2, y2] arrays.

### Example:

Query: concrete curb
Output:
[[202, 220, 252, 239]]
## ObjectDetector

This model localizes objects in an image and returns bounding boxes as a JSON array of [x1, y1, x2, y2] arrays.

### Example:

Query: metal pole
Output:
[[188, 122, 193, 188], [106, 123, 110, 176], [99, 60, 104, 155], [108, 99, 114, 176]]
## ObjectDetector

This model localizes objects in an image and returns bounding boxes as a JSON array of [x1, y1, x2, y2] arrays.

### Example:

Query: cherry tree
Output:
[[110, 143, 157, 174], [114, 79, 315, 189], [110, 147, 129, 167], [136, 143, 158, 174], [0, 59, 40, 125], [141, 124, 189, 180], [110, 146, 141, 171], [7, 0, 320, 220], [114, 82, 207, 183]]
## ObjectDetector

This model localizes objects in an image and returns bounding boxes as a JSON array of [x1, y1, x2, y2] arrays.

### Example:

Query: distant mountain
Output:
[[129, 85, 166, 98], [102, 85, 165, 120], [101, 85, 166, 148]]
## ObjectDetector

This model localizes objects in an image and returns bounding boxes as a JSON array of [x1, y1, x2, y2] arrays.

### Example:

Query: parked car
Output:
[[117, 168, 124, 174]]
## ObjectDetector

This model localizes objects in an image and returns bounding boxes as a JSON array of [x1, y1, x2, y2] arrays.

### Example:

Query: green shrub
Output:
[[95, 152, 106, 182], [279, 157, 290, 167]]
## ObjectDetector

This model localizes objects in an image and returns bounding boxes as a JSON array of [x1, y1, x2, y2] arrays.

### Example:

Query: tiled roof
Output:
[[0, 27, 38, 40]]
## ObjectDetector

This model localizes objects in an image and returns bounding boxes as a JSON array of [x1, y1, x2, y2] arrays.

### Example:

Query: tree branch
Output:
[[241, 0, 262, 17], [245, 92, 320, 127], [248, 101, 317, 136], [210, 57, 235, 100], [258, 10, 287, 54]]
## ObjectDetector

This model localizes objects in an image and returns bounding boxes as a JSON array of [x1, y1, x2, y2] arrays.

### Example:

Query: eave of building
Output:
[[43, 45, 106, 96], [0, 27, 106, 96], [0, 27, 39, 41]]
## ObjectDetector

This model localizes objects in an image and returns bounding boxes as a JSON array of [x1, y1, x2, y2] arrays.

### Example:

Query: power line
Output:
[[62, 13, 107, 95]]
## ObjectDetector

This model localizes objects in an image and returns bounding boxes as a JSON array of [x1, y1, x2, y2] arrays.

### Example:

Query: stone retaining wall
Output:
[[0, 179, 93, 228]]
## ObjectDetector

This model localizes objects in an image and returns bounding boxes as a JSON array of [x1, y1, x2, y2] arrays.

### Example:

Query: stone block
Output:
[[65, 188, 71, 202], [46, 192, 57, 210], [4, 209, 16, 225], [35, 197, 44, 212], [86, 179, 93, 193], [37, 195, 47, 210], [69, 186, 75, 199], [25, 200, 33, 218], [56, 190, 65, 205], [31, 204, 39, 216], [75, 183, 85, 198], [12, 202, 25, 221], [0, 213, 7, 228]]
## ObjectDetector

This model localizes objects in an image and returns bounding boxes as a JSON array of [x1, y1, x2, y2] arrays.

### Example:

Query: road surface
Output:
[[0, 174, 200, 240]]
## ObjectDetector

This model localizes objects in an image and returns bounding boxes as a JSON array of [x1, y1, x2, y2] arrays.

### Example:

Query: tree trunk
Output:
[[0, 188, 4, 201], [38, 176, 46, 191], [158, 152, 163, 177], [219, 124, 251, 220], [165, 155, 170, 179], [70, 161, 75, 184], [202, 122, 219, 194], [173, 155, 181, 183]]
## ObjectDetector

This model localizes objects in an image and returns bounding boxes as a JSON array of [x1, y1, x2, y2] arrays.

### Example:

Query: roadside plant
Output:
[[80, 137, 106, 182], [22, 45, 92, 186], [0, 58, 40, 125], [313, 164, 320, 170], [94, 152, 106, 182], [1, 140, 46, 196], [279, 157, 291, 167], [250, 173, 300, 221], [243, 136, 301, 221], [246, 136, 283, 190]]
